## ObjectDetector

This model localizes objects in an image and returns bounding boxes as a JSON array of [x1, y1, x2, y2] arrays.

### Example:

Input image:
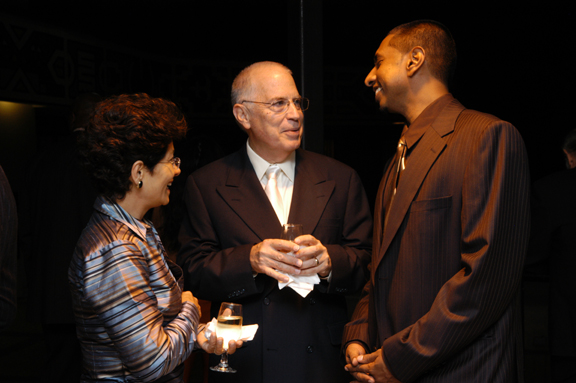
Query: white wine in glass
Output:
[[210, 302, 242, 373]]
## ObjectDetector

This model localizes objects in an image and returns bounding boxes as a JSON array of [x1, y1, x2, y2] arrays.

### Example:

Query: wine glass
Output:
[[281, 223, 303, 256], [210, 302, 243, 373], [281, 223, 303, 242]]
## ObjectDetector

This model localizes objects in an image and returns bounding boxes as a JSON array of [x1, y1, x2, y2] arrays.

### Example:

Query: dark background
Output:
[[1, 0, 573, 194], [0, 1, 569, 381]]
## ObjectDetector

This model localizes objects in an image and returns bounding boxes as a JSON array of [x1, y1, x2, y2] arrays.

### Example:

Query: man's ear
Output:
[[406, 46, 425, 77], [233, 104, 251, 131]]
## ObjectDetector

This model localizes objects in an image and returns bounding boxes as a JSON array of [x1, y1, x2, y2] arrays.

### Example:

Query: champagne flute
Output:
[[210, 302, 243, 373]]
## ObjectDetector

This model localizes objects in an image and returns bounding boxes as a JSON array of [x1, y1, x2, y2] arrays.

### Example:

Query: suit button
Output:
[[307, 345, 313, 353], [309, 298, 316, 305], [264, 297, 270, 306]]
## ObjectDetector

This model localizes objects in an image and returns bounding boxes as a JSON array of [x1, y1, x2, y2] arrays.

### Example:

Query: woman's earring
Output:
[[138, 180, 143, 189]]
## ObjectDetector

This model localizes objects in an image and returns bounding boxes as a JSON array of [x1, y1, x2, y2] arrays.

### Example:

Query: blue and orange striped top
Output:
[[69, 197, 200, 382]]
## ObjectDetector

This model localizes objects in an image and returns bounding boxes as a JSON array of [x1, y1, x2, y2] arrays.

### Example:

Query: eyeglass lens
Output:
[[271, 98, 309, 112], [172, 157, 181, 168]]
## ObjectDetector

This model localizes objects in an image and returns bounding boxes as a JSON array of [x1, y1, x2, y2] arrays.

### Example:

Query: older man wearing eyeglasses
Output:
[[178, 61, 372, 383]]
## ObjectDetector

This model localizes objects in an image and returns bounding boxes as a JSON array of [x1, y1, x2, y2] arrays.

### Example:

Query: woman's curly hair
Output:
[[78, 93, 187, 200]]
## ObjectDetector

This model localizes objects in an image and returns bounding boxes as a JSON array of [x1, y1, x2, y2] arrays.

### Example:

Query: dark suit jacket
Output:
[[343, 97, 530, 383], [178, 147, 372, 383], [528, 168, 576, 358], [0, 165, 17, 330]]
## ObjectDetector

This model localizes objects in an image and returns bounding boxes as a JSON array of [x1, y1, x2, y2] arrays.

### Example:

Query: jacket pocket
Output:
[[410, 196, 452, 212]]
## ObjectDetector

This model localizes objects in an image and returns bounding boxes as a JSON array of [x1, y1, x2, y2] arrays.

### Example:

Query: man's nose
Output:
[[286, 99, 301, 117], [365, 68, 376, 87]]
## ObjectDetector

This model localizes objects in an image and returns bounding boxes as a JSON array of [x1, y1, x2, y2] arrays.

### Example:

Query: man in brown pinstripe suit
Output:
[[343, 20, 530, 383]]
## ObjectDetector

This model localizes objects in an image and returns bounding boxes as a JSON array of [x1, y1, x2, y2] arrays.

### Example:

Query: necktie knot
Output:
[[266, 165, 281, 180]]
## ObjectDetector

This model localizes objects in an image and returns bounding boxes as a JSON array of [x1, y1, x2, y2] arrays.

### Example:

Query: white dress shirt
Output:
[[246, 140, 295, 225], [246, 140, 331, 288]]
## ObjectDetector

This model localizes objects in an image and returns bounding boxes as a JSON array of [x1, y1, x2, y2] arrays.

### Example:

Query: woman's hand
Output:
[[197, 329, 243, 355], [181, 291, 200, 315]]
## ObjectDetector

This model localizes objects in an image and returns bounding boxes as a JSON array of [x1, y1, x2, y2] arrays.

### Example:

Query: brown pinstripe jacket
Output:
[[344, 95, 530, 383]]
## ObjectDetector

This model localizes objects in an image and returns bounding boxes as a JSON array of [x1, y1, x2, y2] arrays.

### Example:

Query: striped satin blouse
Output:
[[69, 197, 200, 382]]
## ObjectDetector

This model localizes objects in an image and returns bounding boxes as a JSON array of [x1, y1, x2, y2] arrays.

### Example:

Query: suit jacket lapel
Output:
[[288, 150, 335, 235], [375, 99, 465, 268], [216, 148, 283, 241]]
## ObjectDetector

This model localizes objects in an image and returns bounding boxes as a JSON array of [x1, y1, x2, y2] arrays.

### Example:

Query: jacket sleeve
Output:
[[342, 277, 372, 352]]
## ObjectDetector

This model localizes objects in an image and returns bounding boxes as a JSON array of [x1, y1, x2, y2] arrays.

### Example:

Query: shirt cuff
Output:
[[319, 271, 332, 282]]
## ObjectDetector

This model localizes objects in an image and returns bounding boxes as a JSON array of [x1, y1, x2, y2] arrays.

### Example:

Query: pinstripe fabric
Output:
[[69, 197, 200, 383], [344, 96, 530, 383]]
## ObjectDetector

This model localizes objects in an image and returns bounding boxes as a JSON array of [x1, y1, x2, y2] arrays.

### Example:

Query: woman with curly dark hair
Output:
[[69, 93, 240, 383]]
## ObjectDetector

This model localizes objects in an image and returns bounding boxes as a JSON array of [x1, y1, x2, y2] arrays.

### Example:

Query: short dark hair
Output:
[[79, 93, 187, 200], [388, 20, 457, 86]]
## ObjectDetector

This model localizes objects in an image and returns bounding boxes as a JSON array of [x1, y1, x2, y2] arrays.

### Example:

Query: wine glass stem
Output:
[[220, 351, 229, 367]]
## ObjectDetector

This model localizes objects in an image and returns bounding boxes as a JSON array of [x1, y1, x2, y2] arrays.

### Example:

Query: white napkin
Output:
[[277, 247, 320, 297], [204, 318, 258, 341], [278, 272, 320, 297]]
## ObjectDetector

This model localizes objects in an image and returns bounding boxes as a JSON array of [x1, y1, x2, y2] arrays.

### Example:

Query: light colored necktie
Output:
[[265, 165, 284, 224]]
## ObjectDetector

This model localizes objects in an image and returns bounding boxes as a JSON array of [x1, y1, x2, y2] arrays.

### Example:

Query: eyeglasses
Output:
[[160, 157, 181, 169], [241, 97, 309, 113]]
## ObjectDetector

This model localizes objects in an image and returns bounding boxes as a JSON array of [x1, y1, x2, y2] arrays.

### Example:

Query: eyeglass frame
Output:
[[240, 97, 309, 113], [159, 157, 181, 169]]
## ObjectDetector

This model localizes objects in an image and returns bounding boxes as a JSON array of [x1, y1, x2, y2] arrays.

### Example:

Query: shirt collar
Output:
[[246, 139, 296, 182], [94, 195, 150, 241], [403, 93, 454, 149]]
